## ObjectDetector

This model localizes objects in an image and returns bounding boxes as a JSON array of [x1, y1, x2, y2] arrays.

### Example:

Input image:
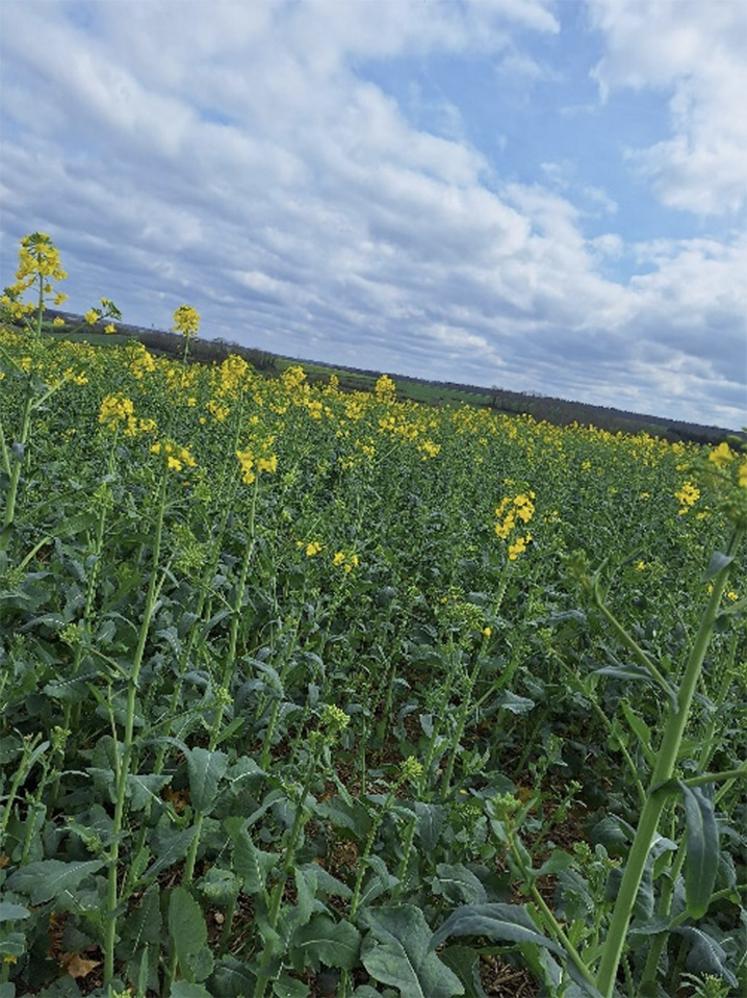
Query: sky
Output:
[[1, 0, 745, 427]]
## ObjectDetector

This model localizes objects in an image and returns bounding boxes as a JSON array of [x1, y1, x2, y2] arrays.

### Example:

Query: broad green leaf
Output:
[[495, 691, 535, 715], [127, 773, 172, 811], [208, 956, 256, 996], [414, 802, 445, 851], [431, 865, 487, 905], [121, 883, 161, 951], [430, 903, 558, 953], [272, 973, 309, 997], [168, 886, 208, 984], [186, 747, 228, 815], [6, 859, 104, 905], [0, 903, 30, 923], [704, 551, 733, 581], [292, 914, 361, 970], [362, 904, 464, 998], [145, 825, 197, 880], [440, 945, 487, 998], [673, 926, 737, 988], [225, 816, 278, 897], [170, 984, 212, 998], [679, 782, 719, 919]]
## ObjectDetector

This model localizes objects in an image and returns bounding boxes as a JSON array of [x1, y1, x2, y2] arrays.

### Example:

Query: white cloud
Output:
[[589, 0, 747, 214]]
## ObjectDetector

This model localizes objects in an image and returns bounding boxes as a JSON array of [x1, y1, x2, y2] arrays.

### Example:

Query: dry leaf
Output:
[[62, 952, 100, 979], [164, 786, 190, 813]]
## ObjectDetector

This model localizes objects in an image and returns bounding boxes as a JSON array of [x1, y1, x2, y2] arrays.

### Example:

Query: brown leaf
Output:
[[62, 953, 100, 979], [164, 786, 190, 813]]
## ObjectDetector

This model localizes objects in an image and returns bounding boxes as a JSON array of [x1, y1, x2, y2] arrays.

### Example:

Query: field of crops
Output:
[[1, 236, 746, 998]]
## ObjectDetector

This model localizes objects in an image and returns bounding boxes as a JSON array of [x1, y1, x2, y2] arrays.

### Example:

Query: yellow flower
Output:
[[305, 541, 322, 557], [374, 373, 396, 399], [675, 481, 700, 515], [172, 304, 201, 338], [257, 454, 277, 474], [99, 393, 135, 428], [635, 560, 647, 572], [84, 308, 99, 325], [708, 441, 734, 468], [104, 323, 116, 334], [482, 626, 492, 638], [52, 317, 65, 328]]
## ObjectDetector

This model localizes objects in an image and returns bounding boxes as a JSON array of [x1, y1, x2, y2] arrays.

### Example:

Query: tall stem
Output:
[[595, 528, 742, 996], [103, 473, 168, 990], [4, 379, 33, 527]]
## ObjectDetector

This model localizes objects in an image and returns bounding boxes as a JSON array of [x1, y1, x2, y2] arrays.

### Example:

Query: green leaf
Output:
[[0, 903, 30, 923], [431, 865, 487, 905], [226, 816, 278, 898], [272, 973, 309, 997], [6, 859, 104, 904], [168, 886, 209, 983], [704, 551, 733, 581], [414, 802, 445, 851], [127, 773, 172, 811], [362, 904, 464, 998], [145, 825, 197, 880], [620, 701, 656, 766], [495, 691, 535, 715], [186, 747, 228, 815], [121, 883, 161, 950], [673, 926, 737, 988], [439, 945, 487, 998], [430, 903, 558, 953], [292, 914, 361, 971], [169, 984, 212, 998], [209, 956, 256, 996], [679, 782, 719, 919]]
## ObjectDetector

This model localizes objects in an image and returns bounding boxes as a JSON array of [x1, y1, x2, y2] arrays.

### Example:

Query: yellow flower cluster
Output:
[[98, 393, 135, 427], [332, 549, 360, 572], [98, 393, 157, 437], [301, 541, 323, 557], [235, 443, 277, 485], [1, 232, 68, 320], [708, 442, 734, 468], [418, 439, 441, 460], [374, 373, 396, 399], [675, 481, 700, 515], [494, 493, 536, 540], [172, 304, 200, 338], [62, 367, 88, 387], [282, 365, 307, 390], [507, 534, 532, 561], [84, 298, 122, 329], [150, 439, 197, 472], [206, 398, 230, 423], [217, 354, 251, 397], [129, 344, 157, 379]]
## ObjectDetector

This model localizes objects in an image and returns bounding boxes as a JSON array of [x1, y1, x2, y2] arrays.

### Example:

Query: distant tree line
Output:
[[42, 311, 740, 446]]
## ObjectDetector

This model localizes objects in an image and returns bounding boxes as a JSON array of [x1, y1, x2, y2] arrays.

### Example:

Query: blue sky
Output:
[[1, 0, 745, 426]]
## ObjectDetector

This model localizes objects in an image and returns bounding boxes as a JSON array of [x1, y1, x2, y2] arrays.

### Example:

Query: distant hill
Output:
[[44, 310, 742, 446]]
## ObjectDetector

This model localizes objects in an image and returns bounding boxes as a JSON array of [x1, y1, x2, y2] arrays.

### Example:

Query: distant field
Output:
[[42, 314, 738, 444]]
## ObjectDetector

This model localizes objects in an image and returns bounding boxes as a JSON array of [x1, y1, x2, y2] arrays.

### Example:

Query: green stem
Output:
[[595, 529, 742, 997], [103, 472, 168, 991], [4, 376, 33, 527]]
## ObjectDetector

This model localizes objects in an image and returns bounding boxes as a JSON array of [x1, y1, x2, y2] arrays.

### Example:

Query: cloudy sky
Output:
[[1, 0, 745, 426]]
